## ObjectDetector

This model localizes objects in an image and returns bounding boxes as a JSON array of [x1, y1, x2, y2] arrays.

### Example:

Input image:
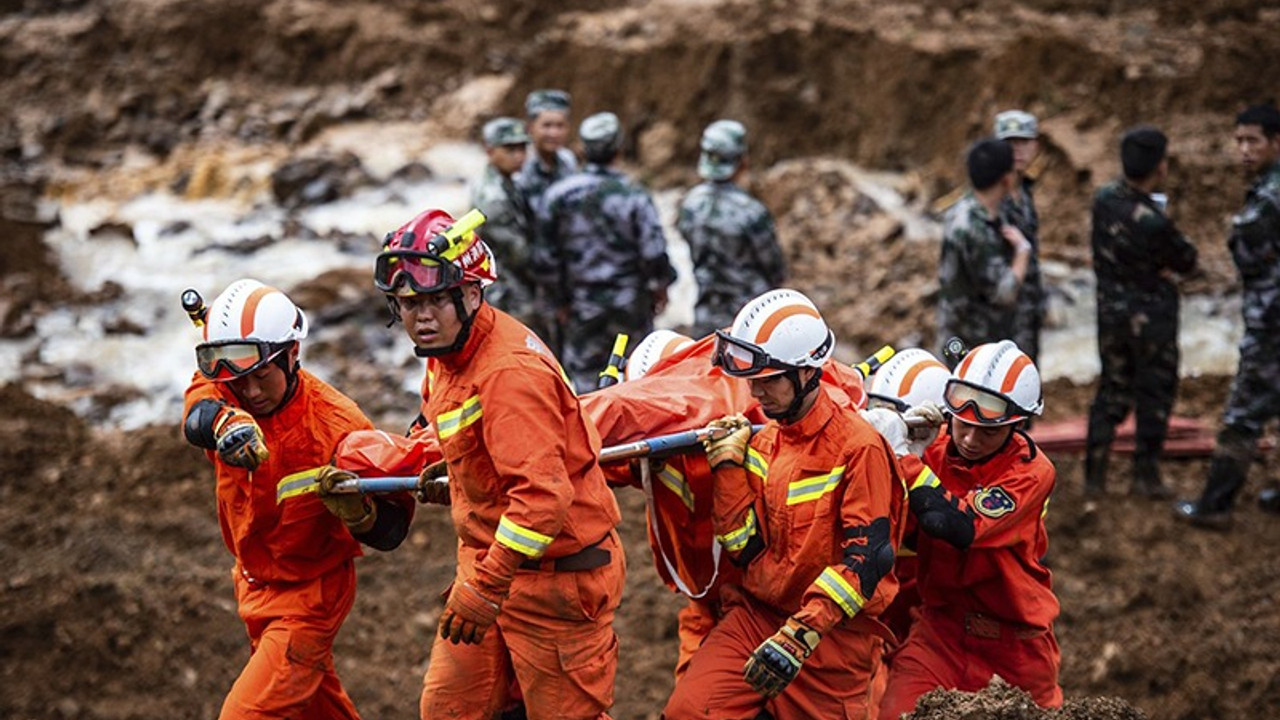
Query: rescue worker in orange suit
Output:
[[372, 208, 626, 720], [663, 288, 907, 720], [878, 340, 1062, 718], [181, 279, 414, 720]]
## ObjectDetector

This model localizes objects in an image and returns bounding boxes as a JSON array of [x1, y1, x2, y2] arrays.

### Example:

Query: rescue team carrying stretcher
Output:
[[180, 207, 1061, 720]]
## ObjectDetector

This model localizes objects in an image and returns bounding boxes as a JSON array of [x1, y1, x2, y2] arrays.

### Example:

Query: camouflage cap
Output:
[[482, 117, 530, 148], [525, 89, 572, 117], [698, 119, 747, 181], [994, 110, 1038, 140], [580, 112, 623, 158]]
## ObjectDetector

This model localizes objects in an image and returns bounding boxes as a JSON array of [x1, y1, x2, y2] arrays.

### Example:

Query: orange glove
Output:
[[212, 406, 269, 470], [704, 414, 752, 469], [440, 580, 504, 645], [743, 617, 821, 698]]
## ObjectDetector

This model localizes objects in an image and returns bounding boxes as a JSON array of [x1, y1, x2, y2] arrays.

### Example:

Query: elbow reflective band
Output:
[[495, 515, 554, 558], [843, 517, 894, 601], [909, 466, 940, 491], [746, 448, 768, 481], [657, 463, 695, 512], [436, 395, 483, 439], [814, 566, 867, 617], [717, 507, 759, 553], [786, 465, 845, 505]]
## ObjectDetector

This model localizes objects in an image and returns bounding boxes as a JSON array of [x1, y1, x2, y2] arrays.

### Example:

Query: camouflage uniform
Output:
[[677, 181, 786, 338], [1004, 177, 1045, 361], [1196, 162, 1280, 512], [1084, 179, 1197, 493], [517, 148, 578, 216], [537, 164, 676, 393], [471, 163, 538, 328], [936, 192, 1021, 360]]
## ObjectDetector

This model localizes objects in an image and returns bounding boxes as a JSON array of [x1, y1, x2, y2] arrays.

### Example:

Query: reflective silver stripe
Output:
[[716, 507, 758, 553], [786, 466, 845, 505], [814, 566, 866, 617], [745, 448, 768, 481], [495, 515, 553, 558], [658, 464, 695, 512], [275, 469, 320, 502], [910, 466, 940, 491], [437, 395, 483, 439]]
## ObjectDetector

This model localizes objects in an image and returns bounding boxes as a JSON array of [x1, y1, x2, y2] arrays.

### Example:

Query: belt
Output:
[[519, 534, 612, 572]]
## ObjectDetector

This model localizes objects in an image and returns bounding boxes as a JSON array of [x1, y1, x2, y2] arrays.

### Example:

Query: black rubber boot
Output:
[[1131, 454, 1172, 500], [1084, 445, 1109, 497]]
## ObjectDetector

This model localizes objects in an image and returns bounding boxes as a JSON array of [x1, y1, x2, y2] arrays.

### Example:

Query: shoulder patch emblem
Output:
[[974, 486, 1017, 518]]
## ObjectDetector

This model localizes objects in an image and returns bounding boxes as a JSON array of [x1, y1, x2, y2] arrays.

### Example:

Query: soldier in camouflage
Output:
[[677, 119, 786, 338], [517, 89, 578, 214], [1177, 104, 1280, 528], [470, 117, 539, 329], [995, 110, 1047, 362], [937, 138, 1033, 363], [1085, 126, 1198, 499], [536, 112, 676, 393]]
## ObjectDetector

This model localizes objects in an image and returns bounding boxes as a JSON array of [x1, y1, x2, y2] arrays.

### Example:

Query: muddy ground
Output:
[[3, 1, 1280, 719]]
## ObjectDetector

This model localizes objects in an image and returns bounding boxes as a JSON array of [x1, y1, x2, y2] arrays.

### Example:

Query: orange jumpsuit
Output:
[[416, 303, 625, 720], [185, 370, 381, 720], [879, 428, 1062, 719], [664, 387, 907, 720]]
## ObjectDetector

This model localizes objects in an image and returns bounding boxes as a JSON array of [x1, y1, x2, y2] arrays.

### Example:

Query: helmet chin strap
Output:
[[414, 287, 478, 358], [763, 367, 824, 423]]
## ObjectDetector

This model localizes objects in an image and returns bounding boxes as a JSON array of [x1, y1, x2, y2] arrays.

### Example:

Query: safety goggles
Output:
[[196, 340, 288, 381], [866, 393, 910, 413], [943, 379, 1034, 425], [711, 330, 792, 378], [373, 250, 462, 296]]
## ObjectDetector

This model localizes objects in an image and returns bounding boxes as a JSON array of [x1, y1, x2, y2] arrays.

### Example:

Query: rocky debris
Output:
[[269, 150, 372, 208], [906, 677, 1146, 720]]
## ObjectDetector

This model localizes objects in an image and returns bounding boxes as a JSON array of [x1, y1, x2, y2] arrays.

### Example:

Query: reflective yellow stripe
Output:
[[745, 448, 768, 482], [275, 468, 320, 502], [786, 466, 845, 505], [814, 566, 866, 617], [495, 515, 554, 558], [657, 464, 695, 512], [716, 507, 758, 553], [1041, 496, 1051, 518], [910, 466, 940, 491], [436, 395, 483, 439]]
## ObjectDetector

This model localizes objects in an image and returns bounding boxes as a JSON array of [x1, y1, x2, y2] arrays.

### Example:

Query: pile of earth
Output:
[[3, 1, 1280, 719]]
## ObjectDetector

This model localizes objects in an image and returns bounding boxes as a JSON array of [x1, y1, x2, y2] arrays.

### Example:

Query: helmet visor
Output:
[[196, 340, 284, 381], [712, 330, 789, 378], [943, 379, 1030, 425], [374, 251, 463, 295]]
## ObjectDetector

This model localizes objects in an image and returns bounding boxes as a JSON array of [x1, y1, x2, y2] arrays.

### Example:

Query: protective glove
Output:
[[316, 465, 376, 533], [904, 401, 946, 456], [440, 580, 504, 645], [860, 407, 909, 457], [704, 414, 752, 469], [416, 458, 451, 505], [213, 407, 269, 470], [743, 617, 822, 699]]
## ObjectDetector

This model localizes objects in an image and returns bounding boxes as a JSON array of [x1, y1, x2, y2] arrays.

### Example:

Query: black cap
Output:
[[966, 138, 1014, 191], [1121, 125, 1168, 180]]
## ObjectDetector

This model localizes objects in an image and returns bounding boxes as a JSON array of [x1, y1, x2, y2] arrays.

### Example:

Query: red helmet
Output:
[[374, 208, 497, 296]]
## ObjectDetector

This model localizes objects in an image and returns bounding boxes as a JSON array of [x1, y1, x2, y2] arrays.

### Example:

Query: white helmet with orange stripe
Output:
[[713, 289, 834, 378], [944, 340, 1043, 426], [625, 329, 693, 381], [868, 348, 950, 411], [196, 279, 308, 381]]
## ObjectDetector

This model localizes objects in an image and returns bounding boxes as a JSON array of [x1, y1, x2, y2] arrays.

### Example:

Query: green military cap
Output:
[[482, 117, 530, 148], [525, 89, 572, 117], [994, 110, 1038, 140], [580, 112, 622, 154], [698, 119, 747, 181]]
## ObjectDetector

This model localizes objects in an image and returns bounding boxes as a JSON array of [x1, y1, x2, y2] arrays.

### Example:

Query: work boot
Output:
[[1130, 455, 1172, 500], [1172, 500, 1232, 530], [1259, 487, 1280, 514], [1083, 446, 1109, 497]]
